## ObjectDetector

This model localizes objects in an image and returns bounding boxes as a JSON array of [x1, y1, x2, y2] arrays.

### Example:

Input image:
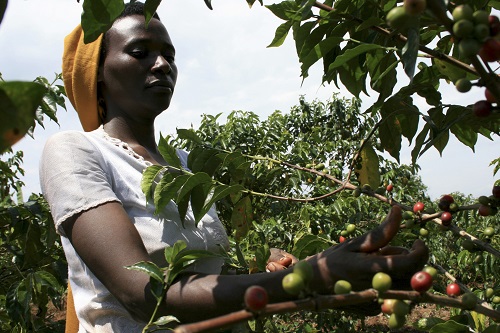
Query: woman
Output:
[[40, 2, 428, 332]]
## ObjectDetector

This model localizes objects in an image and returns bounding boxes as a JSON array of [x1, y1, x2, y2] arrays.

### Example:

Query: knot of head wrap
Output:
[[62, 25, 104, 132]]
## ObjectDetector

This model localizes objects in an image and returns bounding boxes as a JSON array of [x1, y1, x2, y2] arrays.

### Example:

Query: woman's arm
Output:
[[63, 203, 428, 324]]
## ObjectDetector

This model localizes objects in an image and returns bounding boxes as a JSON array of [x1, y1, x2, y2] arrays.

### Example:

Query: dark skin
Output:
[[62, 14, 429, 324]]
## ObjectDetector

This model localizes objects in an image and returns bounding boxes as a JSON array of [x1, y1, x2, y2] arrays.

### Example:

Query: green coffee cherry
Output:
[[455, 78, 472, 92]]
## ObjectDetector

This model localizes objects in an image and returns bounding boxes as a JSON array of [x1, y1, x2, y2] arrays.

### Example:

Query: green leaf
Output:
[[483, 325, 500, 333], [367, 51, 398, 101], [200, 153, 226, 177], [195, 184, 245, 223], [158, 134, 182, 169], [177, 173, 213, 203], [153, 174, 189, 214], [470, 311, 486, 332], [167, 249, 222, 285], [337, 62, 368, 97], [355, 143, 381, 189], [410, 123, 430, 163], [378, 95, 420, 161], [32, 271, 59, 289], [489, 157, 500, 176], [153, 315, 180, 327], [144, 0, 161, 25], [141, 165, 164, 203], [176, 190, 190, 224], [429, 320, 470, 333], [327, 43, 386, 73], [293, 21, 317, 57], [164, 240, 187, 264], [177, 128, 203, 145], [292, 234, 330, 259], [149, 276, 164, 300], [172, 249, 222, 265], [0, 0, 7, 26], [0, 81, 47, 153], [265, 2, 300, 21], [402, 28, 419, 80], [231, 196, 253, 241], [427, 107, 449, 155], [432, 57, 479, 83], [188, 148, 223, 174], [267, 20, 293, 47], [409, 65, 442, 106], [175, 172, 213, 221], [81, 0, 125, 43], [190, 182, 213, 223], [125, 261, 163, 283], [300, 36, 344, 76], [356, 16, 385, 32], [203, 0, 213, 10], [254, 244, 270, 272]]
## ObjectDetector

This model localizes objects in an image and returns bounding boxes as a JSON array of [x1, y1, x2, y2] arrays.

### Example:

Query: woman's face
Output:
[[99, 15, 178, 121]]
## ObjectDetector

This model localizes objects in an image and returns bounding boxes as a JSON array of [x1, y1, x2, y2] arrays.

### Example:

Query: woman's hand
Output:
[[266, 248, 299, 272], [309, 205, 429, 294]]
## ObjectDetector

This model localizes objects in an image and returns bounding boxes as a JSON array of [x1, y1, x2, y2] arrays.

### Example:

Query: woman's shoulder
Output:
[[44, 128, 105, 149]]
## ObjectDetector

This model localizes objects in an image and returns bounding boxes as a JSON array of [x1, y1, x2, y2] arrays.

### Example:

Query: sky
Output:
[[0, 0, 498, 201]]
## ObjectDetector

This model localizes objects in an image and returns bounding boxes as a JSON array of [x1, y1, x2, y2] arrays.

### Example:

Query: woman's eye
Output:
[[130, 50, 146, 58]]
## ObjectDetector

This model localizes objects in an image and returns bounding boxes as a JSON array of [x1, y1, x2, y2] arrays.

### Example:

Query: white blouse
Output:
[[39, 126, 229, 332]]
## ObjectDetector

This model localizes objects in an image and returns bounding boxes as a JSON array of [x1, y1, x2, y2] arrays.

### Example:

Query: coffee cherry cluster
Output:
[[477, 185, 500, 217], [339, 223, 356, 242], [485, 287, 500, 305], [281, 260, 313, 297], [438, 194, 458, 226], [452, 5, 497, 59], [451, 5, 500, 118]]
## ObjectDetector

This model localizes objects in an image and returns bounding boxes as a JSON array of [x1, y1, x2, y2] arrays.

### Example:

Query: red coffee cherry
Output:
[[473, 100, 492, 117], [446, 283, 461, 297], [413, 201, 425, 213], [244, 285, 269, 312], [410, 271, 433, 292], [441, 212, 453, 226]]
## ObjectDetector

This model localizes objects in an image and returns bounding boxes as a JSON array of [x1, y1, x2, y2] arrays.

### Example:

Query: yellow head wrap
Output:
[[62, 25, 104, 132]]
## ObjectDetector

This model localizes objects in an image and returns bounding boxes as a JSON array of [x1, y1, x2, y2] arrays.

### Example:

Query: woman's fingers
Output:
[[359, 239, 429, 280], [377, 246, 410, 256], [267, 248, 298, 265], [345, 206, 402, 253], [328, 239, 429, 291], [266, 248, 299, 272], [266, 262, 288, 272]]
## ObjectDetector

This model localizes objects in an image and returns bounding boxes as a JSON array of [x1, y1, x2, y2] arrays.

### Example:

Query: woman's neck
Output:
[[102, 118, 166, 165]]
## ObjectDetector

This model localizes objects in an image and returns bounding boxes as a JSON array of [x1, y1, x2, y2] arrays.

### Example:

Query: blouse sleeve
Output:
[[39, 131, 120, 236]]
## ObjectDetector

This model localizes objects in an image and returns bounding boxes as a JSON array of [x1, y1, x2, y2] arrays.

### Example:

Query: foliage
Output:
[[0, 71, 66, 331], [126, 240, 225, 332], [143, 95, 499, 331], [0, 192, 67, 333]]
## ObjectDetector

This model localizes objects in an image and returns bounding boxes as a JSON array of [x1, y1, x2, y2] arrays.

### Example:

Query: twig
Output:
[[173, 288, 500, 333], [312, 1, 478, 77]]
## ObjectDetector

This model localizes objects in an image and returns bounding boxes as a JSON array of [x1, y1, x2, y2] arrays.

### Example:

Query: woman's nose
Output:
[[152, 55, 171, 74]]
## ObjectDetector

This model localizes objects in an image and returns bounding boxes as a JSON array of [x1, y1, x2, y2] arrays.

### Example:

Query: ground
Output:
[[358, 303, 451, 332]]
